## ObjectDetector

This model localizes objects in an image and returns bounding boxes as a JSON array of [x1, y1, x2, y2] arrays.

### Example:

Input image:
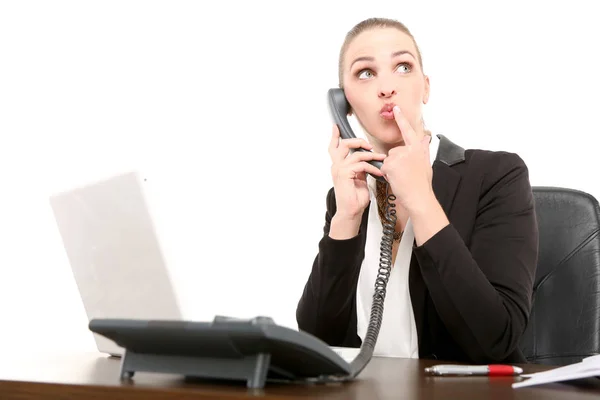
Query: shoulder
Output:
[[436, 134, 532, 206], [437, 134, 527, 174], [436, 134, 530, 190], [465, 147, 528, 172], [464, 148, 530, 191], [460, 148, 533, 210]]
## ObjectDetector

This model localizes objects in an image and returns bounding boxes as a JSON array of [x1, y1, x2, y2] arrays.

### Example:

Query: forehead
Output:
[[344, 27, 416, 63]]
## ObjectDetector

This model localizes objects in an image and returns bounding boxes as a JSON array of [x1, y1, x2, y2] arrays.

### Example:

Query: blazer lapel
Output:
[[431, 134, 465, 215]]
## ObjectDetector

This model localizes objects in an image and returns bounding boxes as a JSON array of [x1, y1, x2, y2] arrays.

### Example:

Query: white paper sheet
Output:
[[330, 346, 361, 363], [512, 354, 600, 389]]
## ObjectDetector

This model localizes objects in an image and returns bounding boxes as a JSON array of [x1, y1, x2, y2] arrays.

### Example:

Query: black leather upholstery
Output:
[[519, 187, 600, 365]]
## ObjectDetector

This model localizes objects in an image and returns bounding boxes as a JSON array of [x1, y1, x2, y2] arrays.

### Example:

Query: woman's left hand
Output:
[[380, 106, 435, 215]]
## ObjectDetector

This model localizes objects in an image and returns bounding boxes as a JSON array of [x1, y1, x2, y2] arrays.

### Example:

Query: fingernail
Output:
[[393, 106, 400, 113]]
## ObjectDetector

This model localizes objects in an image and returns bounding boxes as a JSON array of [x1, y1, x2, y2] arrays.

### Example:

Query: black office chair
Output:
[[519, 186, 600, 365]]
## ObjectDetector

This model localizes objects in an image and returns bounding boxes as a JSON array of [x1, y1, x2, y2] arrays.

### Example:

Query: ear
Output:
[[422, 75, 430, 104]]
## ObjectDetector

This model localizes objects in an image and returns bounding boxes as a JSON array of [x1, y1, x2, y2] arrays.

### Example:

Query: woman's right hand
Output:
[[328, 125, 386, 239]]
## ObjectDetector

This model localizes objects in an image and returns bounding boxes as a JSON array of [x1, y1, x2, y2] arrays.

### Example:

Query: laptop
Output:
[[49, 171, 182, 356]]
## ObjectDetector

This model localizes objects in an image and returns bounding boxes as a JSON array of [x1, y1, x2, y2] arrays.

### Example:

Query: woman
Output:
[[296, 17, 539, 364]]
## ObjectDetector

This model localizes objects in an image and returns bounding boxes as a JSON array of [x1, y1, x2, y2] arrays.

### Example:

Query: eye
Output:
[[357, 69, 374, 80], [396, 62, 412, 73]]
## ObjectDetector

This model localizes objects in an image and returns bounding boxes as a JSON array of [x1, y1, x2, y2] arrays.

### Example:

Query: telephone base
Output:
[[89, 316, 354, 389], [119, 349, 271, 389]]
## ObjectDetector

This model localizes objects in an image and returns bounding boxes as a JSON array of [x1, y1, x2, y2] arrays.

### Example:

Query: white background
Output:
[[1, 0, 599, 353]]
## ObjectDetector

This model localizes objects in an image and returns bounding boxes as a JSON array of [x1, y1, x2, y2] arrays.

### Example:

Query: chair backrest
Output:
[[519, 186, 600, 365]]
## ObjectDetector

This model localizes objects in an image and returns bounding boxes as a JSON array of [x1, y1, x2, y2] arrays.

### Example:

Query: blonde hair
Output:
[[338, 17, 424, 88]]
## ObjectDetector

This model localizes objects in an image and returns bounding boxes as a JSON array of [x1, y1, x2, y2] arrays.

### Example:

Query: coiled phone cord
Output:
[[348, 181, 396, 377], [308, 181, 396, 384]]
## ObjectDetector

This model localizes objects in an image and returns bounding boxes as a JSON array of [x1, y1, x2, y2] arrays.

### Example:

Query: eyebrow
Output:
[[350, 50, 415, 69]]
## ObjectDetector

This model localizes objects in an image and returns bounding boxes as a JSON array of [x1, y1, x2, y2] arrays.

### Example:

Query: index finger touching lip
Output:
[[393, 106, 417, 146]]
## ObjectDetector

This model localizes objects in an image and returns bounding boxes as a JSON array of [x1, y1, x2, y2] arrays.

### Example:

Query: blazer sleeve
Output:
[[413, 152, 539, 363], [296, 187, 366, 346]]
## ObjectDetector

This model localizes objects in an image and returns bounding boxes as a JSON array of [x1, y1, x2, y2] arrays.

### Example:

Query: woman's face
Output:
[[342, 27, 429, 151]]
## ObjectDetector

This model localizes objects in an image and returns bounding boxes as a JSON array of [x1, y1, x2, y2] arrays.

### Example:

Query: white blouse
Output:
[[356, 134, 440, 358]]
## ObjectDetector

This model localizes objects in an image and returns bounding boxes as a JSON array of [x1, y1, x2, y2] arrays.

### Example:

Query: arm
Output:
[[296, 187, 366, 346], [413, 152, 538, 363]]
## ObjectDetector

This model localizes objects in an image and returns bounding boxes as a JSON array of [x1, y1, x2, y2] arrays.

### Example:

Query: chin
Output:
[[372, 123, 404, 147]]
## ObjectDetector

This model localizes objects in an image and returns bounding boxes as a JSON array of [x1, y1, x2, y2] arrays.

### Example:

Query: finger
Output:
[[344, 150, 387, 165], [333, 137, 374, 161], [329, 124, 340, 153], [338, 137, 373, 151], [328, 125, 341, 160], [393, 106, 417, 146], [347, 161, 385, 178]]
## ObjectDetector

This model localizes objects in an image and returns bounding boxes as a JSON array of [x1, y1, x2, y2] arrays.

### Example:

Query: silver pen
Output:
[[425, 364, 523, 376]]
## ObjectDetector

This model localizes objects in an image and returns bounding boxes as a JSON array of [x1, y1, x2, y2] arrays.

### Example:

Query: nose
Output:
[[378, 87, 396, 98]]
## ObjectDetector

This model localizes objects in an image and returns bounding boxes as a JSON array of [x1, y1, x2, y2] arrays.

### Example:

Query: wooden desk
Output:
[[0, 352, 598, 399]]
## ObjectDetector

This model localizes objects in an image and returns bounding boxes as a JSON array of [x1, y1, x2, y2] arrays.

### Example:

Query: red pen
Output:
[[424, 364, 523, 376]]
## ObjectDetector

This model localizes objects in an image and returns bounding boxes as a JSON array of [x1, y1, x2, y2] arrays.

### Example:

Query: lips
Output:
[[380, 103, 396, 121]]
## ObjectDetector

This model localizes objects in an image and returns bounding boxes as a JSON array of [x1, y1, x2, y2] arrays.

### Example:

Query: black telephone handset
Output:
[[88, 88, 398, 390], [327, 88, 386, 182]]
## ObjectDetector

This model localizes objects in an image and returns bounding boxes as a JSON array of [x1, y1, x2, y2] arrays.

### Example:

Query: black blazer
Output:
[[296, 135, 539, 364]]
